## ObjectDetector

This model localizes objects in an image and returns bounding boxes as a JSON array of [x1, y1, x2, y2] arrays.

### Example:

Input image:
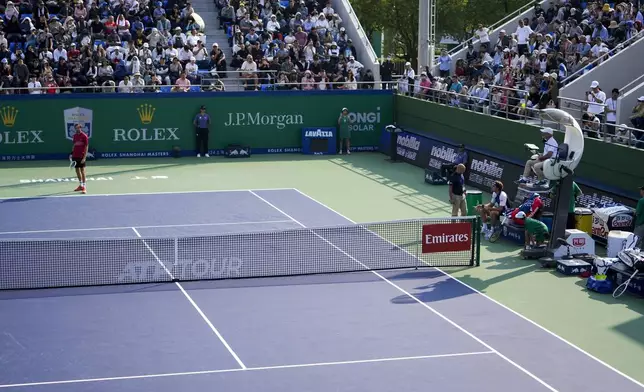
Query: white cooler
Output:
[[607, 230, 636, 258]]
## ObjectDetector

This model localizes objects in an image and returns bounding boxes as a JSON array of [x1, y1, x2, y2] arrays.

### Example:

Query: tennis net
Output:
[[0, 217, 481, 290]]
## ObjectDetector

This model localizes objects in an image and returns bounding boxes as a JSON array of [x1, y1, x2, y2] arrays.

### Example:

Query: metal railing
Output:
[[560, 31, 644, 86], [0, 78, 378, 94], [3, 75, 643, 149], [442, 0, 542, 58], [395, 82, 644, 149]]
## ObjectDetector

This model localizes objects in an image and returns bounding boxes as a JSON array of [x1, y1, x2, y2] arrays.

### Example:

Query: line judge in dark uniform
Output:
[[194, 105, 211, 158]]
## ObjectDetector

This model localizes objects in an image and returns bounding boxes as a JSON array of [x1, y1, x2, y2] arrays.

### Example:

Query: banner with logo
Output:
[[465, 151, 524, 203], [301, 127, 336, 155], [0, 90, 392, 161]]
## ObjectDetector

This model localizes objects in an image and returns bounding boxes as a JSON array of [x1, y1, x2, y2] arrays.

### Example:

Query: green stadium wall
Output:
[[394, 95, 644, 199], [0, 90, 393, 160]]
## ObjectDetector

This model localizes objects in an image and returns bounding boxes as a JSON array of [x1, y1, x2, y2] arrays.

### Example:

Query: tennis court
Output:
[[0, 188, 642, 391]]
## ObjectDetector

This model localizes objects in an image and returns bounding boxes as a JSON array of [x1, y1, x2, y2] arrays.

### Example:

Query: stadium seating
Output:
[[0, 0, 369, 94]]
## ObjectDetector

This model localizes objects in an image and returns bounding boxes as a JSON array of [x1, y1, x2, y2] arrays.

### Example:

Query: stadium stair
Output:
[[190, 0, 240, 91], [431, 0, 549, 76], [559, 37, 644, 122]]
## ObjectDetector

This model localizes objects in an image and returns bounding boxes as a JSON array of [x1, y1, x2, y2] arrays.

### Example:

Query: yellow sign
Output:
[[137, 104, 156, 125], [1, 106, 18, 128]]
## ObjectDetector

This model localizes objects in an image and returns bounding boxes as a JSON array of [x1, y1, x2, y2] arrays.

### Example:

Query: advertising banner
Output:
[[426, 142, 462, 172], [421, 222, 472, 253], [386, 128, 638, 211], [394, 132, 428, 165], [465, 151, 524, 203], [0, 91, 392, 161], [301, 127, 336, 155]]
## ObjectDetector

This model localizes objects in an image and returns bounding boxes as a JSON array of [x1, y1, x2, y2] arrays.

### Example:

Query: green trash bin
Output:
[[465, 190, 483, 216]]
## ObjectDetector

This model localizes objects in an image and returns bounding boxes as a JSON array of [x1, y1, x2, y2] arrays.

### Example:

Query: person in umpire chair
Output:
[[448, 164, 467, 217], [70, 123, 89, 195], [194, 105, 211, 158]]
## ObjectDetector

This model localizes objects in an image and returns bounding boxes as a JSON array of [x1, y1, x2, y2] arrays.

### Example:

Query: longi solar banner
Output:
[[0, 218, 481, 290]]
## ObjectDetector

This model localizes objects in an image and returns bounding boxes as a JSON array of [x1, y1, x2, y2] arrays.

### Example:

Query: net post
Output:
[[416, 219, 421, 268], [474, 216, 481, 266], [173, 237, 179, 266]]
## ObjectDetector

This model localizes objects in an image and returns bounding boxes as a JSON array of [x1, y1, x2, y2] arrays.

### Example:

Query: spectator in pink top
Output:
[[301, 70, 316, 90], [419, 72, 432, 98]]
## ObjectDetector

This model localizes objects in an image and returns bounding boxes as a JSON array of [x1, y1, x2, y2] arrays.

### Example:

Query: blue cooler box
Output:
[[556, 259, 591, 276], [501, 223, 524, 244]]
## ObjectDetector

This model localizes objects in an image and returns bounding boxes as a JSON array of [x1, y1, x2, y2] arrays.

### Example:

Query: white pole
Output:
[[417, 0, 430, 74]]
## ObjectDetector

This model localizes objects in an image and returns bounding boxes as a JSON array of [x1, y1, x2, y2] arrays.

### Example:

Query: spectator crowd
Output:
[[216, 0, 372, 90], [0, 0, 219, 93], [395, 0, 644, 147]]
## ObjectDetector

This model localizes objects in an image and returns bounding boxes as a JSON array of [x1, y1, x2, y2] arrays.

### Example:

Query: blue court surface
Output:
[[0, 189, 642, 392]]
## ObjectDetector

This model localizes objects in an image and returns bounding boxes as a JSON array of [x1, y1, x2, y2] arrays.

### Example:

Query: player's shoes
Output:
[[347, 150, 351, 155], [205, 154, 210, 157], [74, 185, 83, 192], [338, 150, 343, 155], [197, 154, 201, 158], [81, 187, 87, 194]]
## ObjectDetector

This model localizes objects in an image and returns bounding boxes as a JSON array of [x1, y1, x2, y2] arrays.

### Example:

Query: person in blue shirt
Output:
[[193, 105, 211, 158], [440, 144, 468, 179]]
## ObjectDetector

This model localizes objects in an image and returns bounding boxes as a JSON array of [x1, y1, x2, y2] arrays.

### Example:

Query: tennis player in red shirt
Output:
[[70, 123, 89, 194]]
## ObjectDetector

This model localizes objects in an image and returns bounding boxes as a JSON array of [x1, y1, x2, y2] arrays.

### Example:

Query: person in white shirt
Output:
[[266, 15, 280, 33], [131, 72, 146, 93], [28, 76, 42, 94], [476, 180, 509, 239], [185, 56, 199, 80], [519, 127, 559, 186], [515, 20, 533, 55], [346, 56, 363, 79], [604, 88, 619, 139], [53, 44, 68, 62], [118, 76, 133, 93], [165, 46, 179, 59], [178, 45, 193, 62], [401, 62, 415, 95], [475, 24, 490, 49], [587, 80, 606, 122], [240, 55, 257, 88], [322, 1, 334, 16]]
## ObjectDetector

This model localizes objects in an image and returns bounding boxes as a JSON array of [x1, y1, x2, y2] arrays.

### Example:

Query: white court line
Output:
[[0, 351, 493, 389], [248, 190, 559, 392], [291, 188, 644, 389], [0, 220, 295, 236], [131, 227, 247, 370], [0, 188, 297, 200]]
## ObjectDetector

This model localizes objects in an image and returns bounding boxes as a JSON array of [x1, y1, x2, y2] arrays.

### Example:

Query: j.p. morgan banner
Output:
[[386, 129, 638, 207]]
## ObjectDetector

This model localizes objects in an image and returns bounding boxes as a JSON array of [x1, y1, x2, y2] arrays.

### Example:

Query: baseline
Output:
[[0, 351, 494, 389], [0, 220, 294, 236], [0, 188, 297, 201]]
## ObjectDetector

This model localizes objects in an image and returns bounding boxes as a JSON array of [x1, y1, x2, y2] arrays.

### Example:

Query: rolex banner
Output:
[[0, 91, 392, 161]]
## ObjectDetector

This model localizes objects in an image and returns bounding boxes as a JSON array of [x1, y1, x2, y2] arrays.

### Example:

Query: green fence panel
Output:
[[395, 95, 644, 197], [0, 90, 393, 160]]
